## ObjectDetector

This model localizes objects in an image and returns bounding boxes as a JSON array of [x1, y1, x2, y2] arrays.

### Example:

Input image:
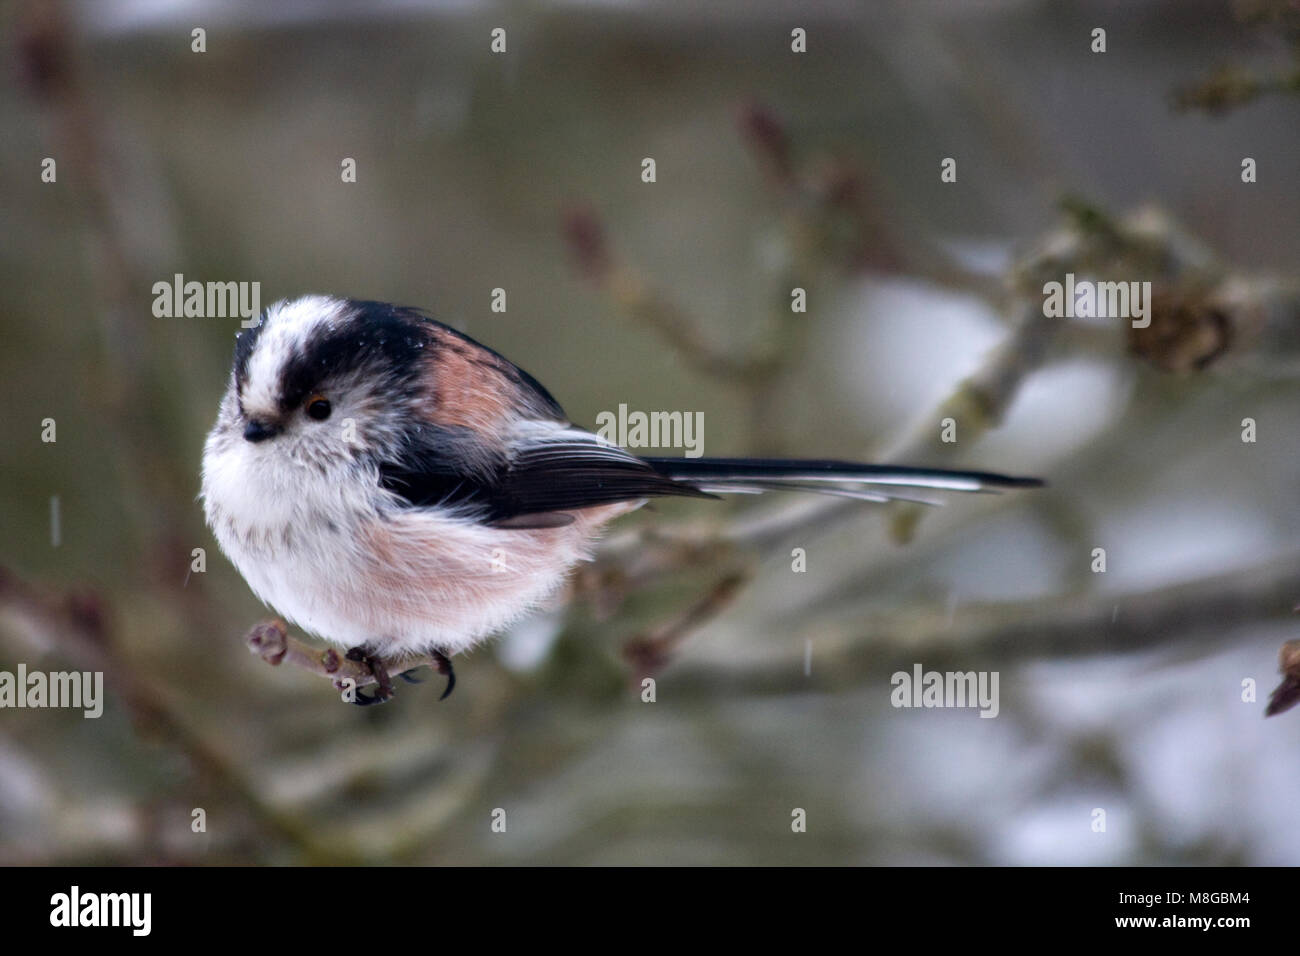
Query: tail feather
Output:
[[642, 457, 1043, 501], [684, 480, 950, 506]]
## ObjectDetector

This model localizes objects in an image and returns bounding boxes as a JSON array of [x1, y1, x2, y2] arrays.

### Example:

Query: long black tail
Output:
[[643, 458, 1043, 504]]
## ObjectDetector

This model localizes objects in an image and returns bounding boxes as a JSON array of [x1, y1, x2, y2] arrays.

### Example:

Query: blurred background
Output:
[[4, 0, 1300, 865]]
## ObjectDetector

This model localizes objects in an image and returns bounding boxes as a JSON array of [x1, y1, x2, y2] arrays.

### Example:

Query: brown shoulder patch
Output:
[[420, 329, 532, 437]]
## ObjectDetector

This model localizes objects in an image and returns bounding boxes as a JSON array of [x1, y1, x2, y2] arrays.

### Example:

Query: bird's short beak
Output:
[[243, 418, 281, 443]]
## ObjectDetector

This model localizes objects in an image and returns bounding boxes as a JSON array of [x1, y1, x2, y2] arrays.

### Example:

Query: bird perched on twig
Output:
[[201, 296, 1042, 704]]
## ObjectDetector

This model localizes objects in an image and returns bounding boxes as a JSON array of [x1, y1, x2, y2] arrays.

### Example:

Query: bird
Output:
[[201, 295, 1042, 704]]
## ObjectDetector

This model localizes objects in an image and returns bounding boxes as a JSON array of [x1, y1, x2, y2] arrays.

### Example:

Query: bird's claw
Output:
[[344, 646, 455, 704], [432, 650, 456, 701]]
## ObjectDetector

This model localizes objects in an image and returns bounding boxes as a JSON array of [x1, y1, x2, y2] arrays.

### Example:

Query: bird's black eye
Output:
[[306, 396, 332, 421]]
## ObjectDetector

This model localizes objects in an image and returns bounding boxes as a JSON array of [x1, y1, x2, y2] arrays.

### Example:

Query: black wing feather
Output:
[[483, 444, 714, 520], [379, 436, 714, 525]]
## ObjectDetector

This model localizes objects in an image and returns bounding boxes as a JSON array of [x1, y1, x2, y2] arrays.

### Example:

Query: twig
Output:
[[563, 205, 781, 383], [18, 0, 196, 577], [0, 566, 350, 862], [1265, 639, 1300, 717], [662, 548, 1300, 697], [244, 620, 438, 689], [622, 570, 751, 676]]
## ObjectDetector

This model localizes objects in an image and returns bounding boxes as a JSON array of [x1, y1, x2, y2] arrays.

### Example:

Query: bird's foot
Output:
[[345, 646, 456, 704], [345, 645, 395, 706]]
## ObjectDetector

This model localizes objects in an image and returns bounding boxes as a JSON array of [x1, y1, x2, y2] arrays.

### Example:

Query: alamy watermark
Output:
[[152, 273, 261, 327], [0, 665, 103, 718], [50, 886, 150, 936], [1043, 272, 1151, 328], [891, 664, 999, 718], [594, 403, 704, 457]]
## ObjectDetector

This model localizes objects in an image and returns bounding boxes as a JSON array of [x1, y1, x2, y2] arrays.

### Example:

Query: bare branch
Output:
[[665, 549, 1300, 697], [622, 570, 751, 676], [1266, 639, 1300, 717], [244, 620, 439, 690]]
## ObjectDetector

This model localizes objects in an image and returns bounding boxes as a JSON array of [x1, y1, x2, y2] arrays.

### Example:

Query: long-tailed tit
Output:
[[202, 296, 1041, 703]]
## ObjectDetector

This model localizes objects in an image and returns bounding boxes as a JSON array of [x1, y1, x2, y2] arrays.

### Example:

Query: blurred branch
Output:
[[0, 565, 358, 863], [881, 301, 1056, 542], [562, 204, 782, 384], [578, 191, 1300, 682], [668, 548, 1300, 697], [562, 104, 944, 452], [1266, 638, 1300, 717], [1172, 63, 1300, 113], [621, 570, 751, 677], [18, 0, 193, 577], [1171, 0, 1300, 114]]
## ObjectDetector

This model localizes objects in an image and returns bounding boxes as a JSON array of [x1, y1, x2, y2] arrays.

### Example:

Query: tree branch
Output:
[[243, 620, 439, 689]]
